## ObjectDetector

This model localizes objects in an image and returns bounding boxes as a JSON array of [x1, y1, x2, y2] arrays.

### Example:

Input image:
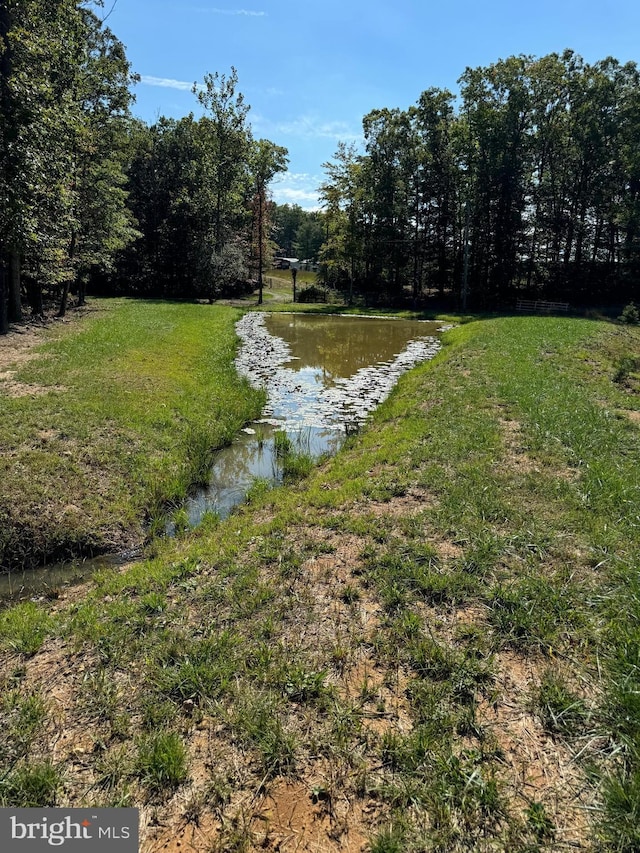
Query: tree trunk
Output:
[[58, 281, 71, 317], [26, 277, 43, 315], [59, 231, 76, 317], [8, 250, 22, 322], [1, 6, 16, 336], [0, 258, 9, 334]]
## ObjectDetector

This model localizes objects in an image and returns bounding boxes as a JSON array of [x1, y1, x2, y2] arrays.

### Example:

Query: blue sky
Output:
[[103, 0, 640, 209]]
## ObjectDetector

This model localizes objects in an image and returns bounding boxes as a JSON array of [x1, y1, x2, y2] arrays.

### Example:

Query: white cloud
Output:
[[275, 116, 361, 142], [139, 75, 195, 91], [271, 172, 322, 210], [209, 7, 267, 15], [252, 112, 362, 144]]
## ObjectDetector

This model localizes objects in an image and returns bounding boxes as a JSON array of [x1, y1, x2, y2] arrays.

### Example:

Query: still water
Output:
[[179, 313, 443, 525], [1, 313, 444, 599]]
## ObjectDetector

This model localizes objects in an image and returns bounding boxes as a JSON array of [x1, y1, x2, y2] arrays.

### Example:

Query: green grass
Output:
[[0, 299, 265, 570], [136, 730, 189, 792], [0, 602, 54, 655], [0, 761, 62, 807], [2, 307, 640, 848]]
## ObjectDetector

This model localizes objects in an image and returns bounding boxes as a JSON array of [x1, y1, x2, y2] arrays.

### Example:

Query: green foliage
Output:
[[613, 355, 640, 384], [618, 302, 640, 324], [526, 801, 556, 842], [600, 769, 640, 853], [273, 430, 314, 482], [486, 574, 583, 652], [368, 823, 408, 853], [231, 692, 297, 777], [320, 52, 640, 308], [296, 285, 327, 303], [0, 602, 53, 655], [0, 762, 62, 807], [0, 1, 137, 319], [153, 631, 241, 703], [0, 689, 48, 763], [136, 731, 189, 792], [531, 671, 588, 736]]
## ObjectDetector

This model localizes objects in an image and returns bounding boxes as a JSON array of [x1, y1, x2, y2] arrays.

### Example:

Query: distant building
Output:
[[273, 257, 299, 270]]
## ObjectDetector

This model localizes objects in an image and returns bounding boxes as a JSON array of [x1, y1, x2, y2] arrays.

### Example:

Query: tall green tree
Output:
[[0, 0, 138, 327], [272, 204, 307, 256], [0, 0, 84, 330], [319, 142, 365, 302], [193, 67, 252, 256], [57, 7, 139, 316], [294, 213, 325, 262]]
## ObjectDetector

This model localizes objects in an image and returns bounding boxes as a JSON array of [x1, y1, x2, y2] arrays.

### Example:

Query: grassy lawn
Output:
[[1, 309, 640, 851], [0, 299, 265, 570]]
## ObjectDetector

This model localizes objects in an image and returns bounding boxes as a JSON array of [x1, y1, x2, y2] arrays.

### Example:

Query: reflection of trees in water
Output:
[[265, 315, 438, 380], [210, 435, 277, 489], [191, 427, 344, 519]]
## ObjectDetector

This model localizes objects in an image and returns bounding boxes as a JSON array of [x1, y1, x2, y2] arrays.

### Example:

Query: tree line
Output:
[[3, 9, 639, 326], [0, 1, 290, 334], [319, 51, 640, 308]]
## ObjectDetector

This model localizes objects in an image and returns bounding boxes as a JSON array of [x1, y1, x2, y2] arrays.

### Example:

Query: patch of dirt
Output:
[[0, 308, 99, 394], [478, 650, 592, 849], [0, 327, 50, 372], [499, 416, 579, 484], [0, 378, 67, 397], [499, 417, 540, 475], [252, 779, 368, 853], [144, 813, 220, 853], [366, 487, 436, 517]]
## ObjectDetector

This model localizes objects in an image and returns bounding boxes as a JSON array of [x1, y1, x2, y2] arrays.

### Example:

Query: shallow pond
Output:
[[1, 313, 446, 600], [177, 313, 443, 525]]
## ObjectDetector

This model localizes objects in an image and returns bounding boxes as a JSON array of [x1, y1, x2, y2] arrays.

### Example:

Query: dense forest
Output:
[[0, 0, 289, 331], [320, 51, 640, 308], [2, 3, 640, 328]]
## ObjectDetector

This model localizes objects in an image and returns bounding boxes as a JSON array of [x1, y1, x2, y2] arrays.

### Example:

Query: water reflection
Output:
[[180, 313, 443, 524], [180, 425, 343, 525], [264, 314, 440, 382], [0, 553, 129, 603]]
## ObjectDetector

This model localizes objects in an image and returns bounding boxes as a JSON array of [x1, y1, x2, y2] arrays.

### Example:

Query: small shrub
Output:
[[618, 302, 640, 325], [296, 285, 327, 303], [613, 355, 640, 385]]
